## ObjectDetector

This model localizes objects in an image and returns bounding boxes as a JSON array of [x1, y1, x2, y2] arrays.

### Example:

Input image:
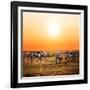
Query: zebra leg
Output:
[[30, 57, 33, 63], [56, 57, 58, 64], [40, 56, 42, 63]]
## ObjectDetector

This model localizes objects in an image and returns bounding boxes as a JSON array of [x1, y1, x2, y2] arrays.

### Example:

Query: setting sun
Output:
[[23, 12, 80, 51], [48, 23, 60, 37]]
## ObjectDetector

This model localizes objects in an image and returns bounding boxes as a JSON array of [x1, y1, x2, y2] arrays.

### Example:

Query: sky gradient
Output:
[[22, 11, 80, 51]]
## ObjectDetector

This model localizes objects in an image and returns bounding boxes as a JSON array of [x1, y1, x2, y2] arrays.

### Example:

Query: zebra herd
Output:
[[23, 51, 48, 60], [23, 51, 79, 64], [56, 51, 79, 64]]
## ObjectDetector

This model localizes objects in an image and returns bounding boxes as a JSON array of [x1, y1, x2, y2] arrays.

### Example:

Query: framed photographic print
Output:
[[11, 1, 88, 88]]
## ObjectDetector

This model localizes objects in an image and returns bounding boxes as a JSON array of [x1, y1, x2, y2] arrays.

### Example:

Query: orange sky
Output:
[[22, 11, 80, 51]]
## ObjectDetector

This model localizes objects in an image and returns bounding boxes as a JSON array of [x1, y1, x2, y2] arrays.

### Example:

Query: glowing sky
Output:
[[22, 11, 80, 51]]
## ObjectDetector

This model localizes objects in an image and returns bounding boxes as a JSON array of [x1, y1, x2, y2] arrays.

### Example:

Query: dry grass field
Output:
[[23, 51, 79, 77]]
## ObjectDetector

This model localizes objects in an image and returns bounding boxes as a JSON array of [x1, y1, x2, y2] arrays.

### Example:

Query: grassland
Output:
[[23, 51, 79, 77]]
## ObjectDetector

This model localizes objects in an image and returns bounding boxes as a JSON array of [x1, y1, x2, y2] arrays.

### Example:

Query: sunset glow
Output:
[[48, 22, 60, 37], [22, 12, 80, 51]]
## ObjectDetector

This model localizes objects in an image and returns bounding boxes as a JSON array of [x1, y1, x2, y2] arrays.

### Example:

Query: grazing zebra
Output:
[[23, 51, 30, 59], [25, 51, 48, 63], [65, 52, 78, 60], [40, 51, 48, 59], [27, 51, 42, 60]]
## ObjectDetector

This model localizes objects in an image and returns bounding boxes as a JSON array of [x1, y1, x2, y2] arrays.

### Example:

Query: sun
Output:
[[48, 23, 59, 37]]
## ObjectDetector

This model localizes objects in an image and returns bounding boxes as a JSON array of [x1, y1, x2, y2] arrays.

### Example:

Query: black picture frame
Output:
[[11, 1, 88, 88]]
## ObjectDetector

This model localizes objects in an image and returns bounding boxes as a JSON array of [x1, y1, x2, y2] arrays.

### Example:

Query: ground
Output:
[[23, 51, 79, 77]]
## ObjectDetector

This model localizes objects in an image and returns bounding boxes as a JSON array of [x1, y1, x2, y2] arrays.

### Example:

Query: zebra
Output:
[[65, 52, 78, 60], [56, 51, 63, 64]]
